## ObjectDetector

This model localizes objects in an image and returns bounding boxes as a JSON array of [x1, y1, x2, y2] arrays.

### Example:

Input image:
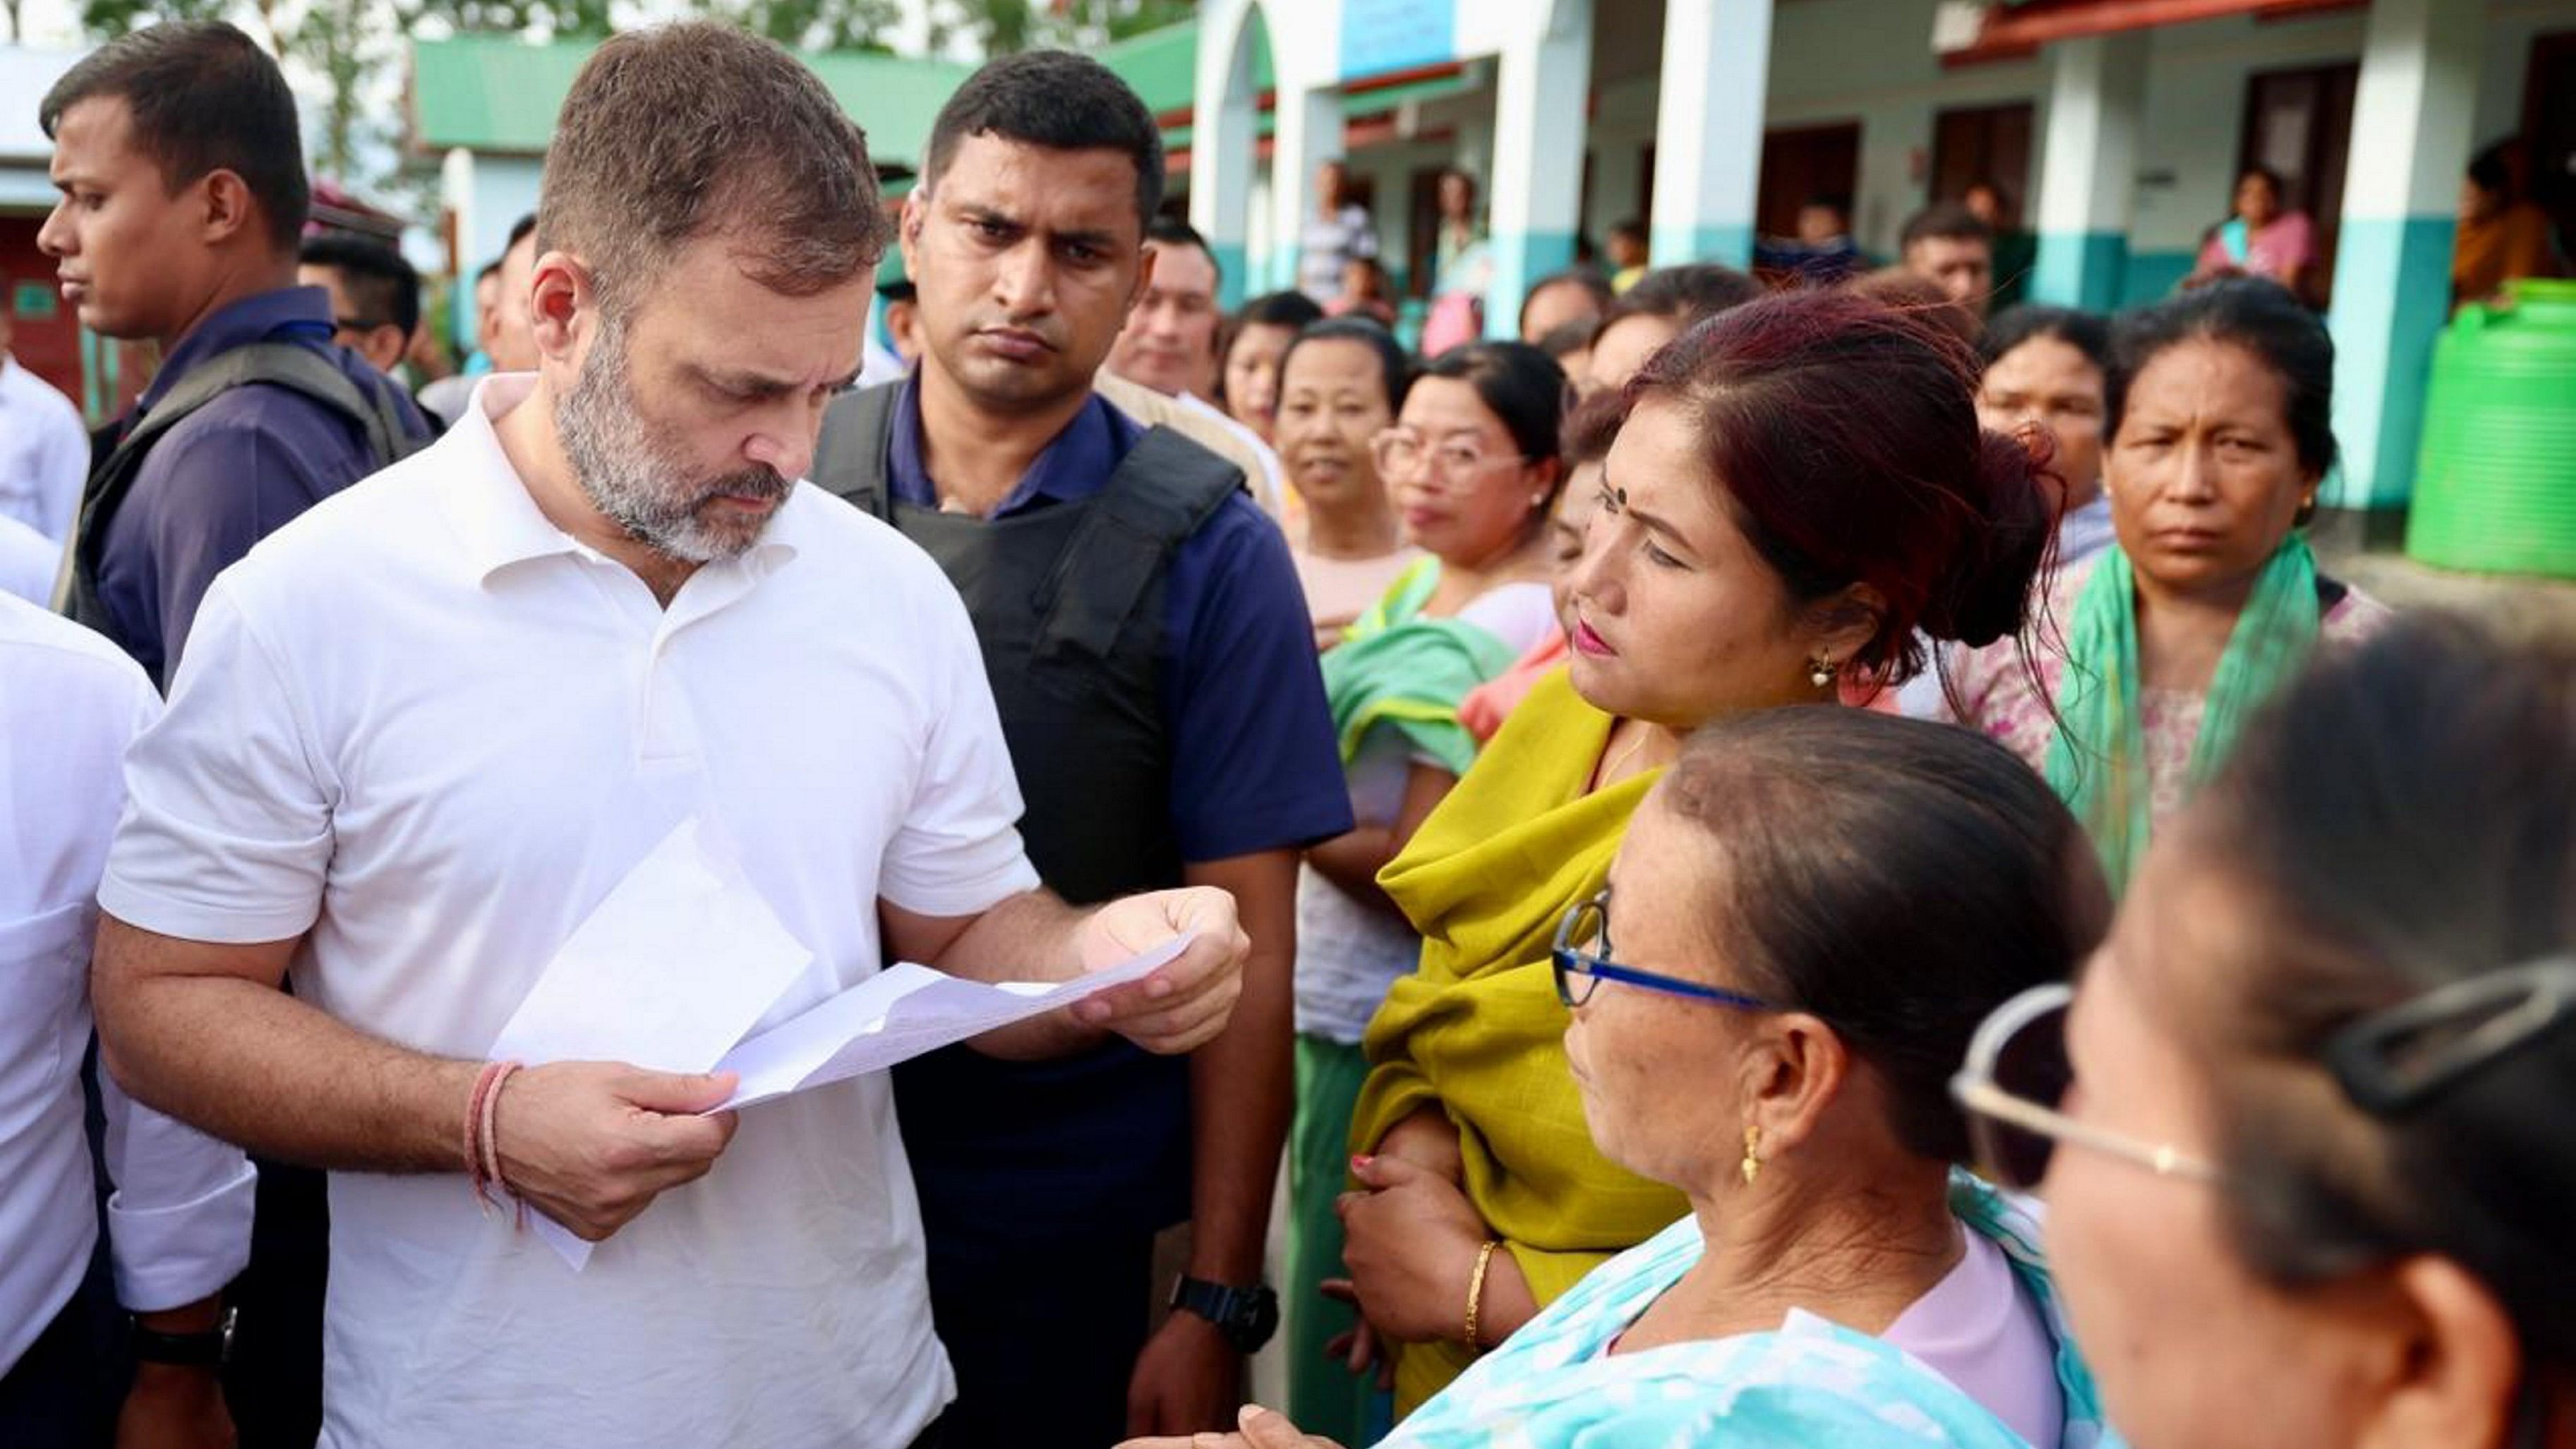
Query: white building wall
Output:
[[1762, 0, 2048, 255], [1202, 0, 2574, 311], [1586, 76, 1661, 246], [2124, 11, 2370, 289]]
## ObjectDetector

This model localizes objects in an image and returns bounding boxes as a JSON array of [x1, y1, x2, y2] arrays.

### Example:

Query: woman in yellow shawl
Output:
[[1332, 289, 2062, 1413]]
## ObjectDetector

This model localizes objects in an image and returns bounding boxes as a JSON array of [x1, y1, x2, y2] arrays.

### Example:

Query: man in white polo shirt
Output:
[[1, 591, 254, 1447], [85, 24, 1246, 1449]]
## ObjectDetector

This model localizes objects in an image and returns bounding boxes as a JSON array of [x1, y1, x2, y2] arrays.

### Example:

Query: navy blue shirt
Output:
[[94, 286, 428, 687], [886, 375, 1352, 862]]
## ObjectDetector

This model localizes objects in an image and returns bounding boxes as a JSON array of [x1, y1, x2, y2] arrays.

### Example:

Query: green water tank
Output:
[[2407, 279, 2576, 579]]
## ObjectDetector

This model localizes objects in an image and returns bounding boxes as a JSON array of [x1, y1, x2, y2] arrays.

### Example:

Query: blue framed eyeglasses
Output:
[[1551, 887, 1776, 1011]]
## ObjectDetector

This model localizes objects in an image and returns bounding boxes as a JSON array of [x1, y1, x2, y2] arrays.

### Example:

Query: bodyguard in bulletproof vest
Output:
[[35, 25, 430, 1448], [811, 52, 1347, 1448]]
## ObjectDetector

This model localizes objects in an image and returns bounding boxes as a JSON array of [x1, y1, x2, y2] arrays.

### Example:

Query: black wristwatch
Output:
[[131, 1305, 236, 1368], [1169, 1276, 1280, 1354]]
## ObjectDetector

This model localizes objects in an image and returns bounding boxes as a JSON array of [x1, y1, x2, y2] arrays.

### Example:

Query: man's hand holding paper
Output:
[[1069, 886, 1253, 1055], [494, 1062, 740, 1243]]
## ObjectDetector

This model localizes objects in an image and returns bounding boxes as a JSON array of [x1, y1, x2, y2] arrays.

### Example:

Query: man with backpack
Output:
[[40, 20, 427, 690]]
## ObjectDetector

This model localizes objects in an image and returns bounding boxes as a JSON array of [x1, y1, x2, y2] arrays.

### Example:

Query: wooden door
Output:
[[1930, 102, 2035, 223], [2238, 62, 2359, 307], [2521, 30, 2576, 265], [1756, 121, 1862, 240]]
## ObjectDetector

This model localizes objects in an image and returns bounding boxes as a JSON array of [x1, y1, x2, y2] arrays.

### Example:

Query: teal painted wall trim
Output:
[[1650, 222, 1755, 270], [1339, 0, 1457, 82], [1484, 230, 1580, 342], [2118, 251, 2194, 310], [2030, 231, 2129, 312], [1212, 242, 1250, 311], [1258, 246, 1301, 296], [2326, 215, 2457, 510]]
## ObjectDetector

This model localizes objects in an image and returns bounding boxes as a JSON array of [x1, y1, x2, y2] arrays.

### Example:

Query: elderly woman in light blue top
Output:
[[1126, 708, 2121, 1449]]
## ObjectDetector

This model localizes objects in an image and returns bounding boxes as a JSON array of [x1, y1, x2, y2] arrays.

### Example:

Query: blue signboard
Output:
[[1337, 0, 1455, 82]]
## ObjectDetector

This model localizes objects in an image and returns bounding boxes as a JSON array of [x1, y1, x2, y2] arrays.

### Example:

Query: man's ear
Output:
[[198, 168, 258, 248], [897, 193, 926, 279], [361, 323, 410, 373], [525, 251, 594, 365], [1127, 242, 1159, 315]]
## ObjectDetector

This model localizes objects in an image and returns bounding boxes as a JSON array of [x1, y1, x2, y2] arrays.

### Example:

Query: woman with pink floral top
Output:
[[1951, 279, 2388, 893]]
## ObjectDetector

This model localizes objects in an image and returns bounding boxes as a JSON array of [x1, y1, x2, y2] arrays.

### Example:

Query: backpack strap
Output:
[[59, 342, 416, 623], [812, 382, 903, 520], [1032, 426, 1246, 664]]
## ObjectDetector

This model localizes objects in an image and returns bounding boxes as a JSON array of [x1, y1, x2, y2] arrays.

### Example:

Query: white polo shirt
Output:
[[0, 596, 255, 1373], [0, 354, 88, 543], [100, 375, 1041, 1448]]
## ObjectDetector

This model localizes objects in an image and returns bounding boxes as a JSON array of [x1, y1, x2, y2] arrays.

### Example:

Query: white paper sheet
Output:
[[489, 817, 815, 1072], [487, 817, 815, 1270], [712, 934, 1194, 1111]]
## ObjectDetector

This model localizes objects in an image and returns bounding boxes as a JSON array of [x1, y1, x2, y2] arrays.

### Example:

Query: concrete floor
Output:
[[2312, 521, 2576, 632]]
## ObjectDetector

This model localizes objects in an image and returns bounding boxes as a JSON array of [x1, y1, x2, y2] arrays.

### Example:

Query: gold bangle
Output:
[[1464, 1239, 1500, 1352]]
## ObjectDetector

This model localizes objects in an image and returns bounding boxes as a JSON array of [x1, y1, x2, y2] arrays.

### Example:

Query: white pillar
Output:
[[2325, 0, 2481, 511], [1190, 4, 1265, 311], [1647, 0, 1771, 269], [2029, 33, 2147, 311], [1269, 85, 1344, 297], [1484, 0, 1592, 338]]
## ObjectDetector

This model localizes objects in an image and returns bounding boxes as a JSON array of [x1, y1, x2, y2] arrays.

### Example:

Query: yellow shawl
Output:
[[1351, 668, 1687, 1412]]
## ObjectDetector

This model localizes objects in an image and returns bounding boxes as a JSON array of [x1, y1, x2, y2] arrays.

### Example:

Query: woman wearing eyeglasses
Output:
[[1329, 291, 2057, 1414], [1954, 614, 2576, 1449], [1289, 339, 1568, 1442], [1128, 708, 2118, 1449]]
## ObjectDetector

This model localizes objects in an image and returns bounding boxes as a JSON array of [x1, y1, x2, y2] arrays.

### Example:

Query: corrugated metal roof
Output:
[[410, 35, 975, 165]]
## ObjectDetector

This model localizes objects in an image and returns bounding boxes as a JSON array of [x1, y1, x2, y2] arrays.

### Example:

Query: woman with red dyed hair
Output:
[[1304, 289, 2059, 1417]]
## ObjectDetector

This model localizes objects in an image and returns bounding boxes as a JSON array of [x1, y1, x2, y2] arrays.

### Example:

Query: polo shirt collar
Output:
[[886, 372, 1118, 517], [437, 373, 798, 590], [142, 286, 335, 412]]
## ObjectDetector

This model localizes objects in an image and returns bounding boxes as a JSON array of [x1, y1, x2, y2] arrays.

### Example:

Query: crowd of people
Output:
[[2, 17, 2571, 1449]]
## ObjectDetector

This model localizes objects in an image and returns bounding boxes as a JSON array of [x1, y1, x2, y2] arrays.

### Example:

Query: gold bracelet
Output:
[[1463, 1239, 1500, 1352]]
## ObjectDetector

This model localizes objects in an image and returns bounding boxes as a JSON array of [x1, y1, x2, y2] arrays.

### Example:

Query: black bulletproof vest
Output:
[[811, 381, 1244, 1243]]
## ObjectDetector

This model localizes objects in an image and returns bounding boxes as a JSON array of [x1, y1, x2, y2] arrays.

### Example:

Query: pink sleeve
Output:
[[2280, 212, 2318, 267]]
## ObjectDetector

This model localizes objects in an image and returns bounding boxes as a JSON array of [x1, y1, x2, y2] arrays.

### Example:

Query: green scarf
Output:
[[2218, 215, 2253, 266], [2045, 536, 2323, 892], [1320, 559, 1519, 774]]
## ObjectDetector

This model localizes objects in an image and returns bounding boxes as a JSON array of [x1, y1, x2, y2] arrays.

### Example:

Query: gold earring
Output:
[[1740, 1124, 1763, 1186], [1809, 655, 1835, 690]]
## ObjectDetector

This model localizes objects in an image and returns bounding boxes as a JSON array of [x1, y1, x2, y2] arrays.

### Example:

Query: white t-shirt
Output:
[[0, 354, 88, 543], [1299, 204, 1380, 303], [0, 512, 62, 604], [1295, 579, 1558, 1044], [100, 376, 1040, 1448], [0, 598, 255, 1373]]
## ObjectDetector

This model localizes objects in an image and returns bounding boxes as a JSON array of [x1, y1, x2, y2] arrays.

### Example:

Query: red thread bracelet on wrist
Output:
[[479, 1062, 526, 1229], [464, 1059, 523, 1222]]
